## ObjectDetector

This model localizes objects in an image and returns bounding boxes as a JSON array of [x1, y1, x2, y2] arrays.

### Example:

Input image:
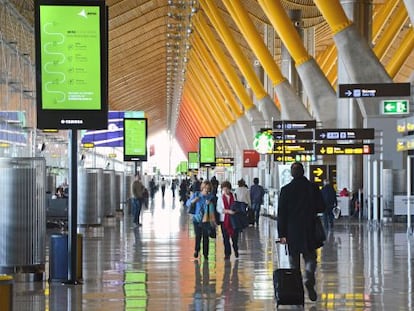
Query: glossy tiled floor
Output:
[[13, 192, 414, 310]]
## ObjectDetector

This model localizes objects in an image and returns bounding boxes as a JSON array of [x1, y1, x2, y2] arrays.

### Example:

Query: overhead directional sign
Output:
[[274, 154, 316, 163], [310, 165, 327, 186], [397, 136, 414, 152], [273, 120, 316, 130], [316, 143, 375, 155], [315, 128, 374, 140], [338, 83, 410, 98], [273, 130, 314, 140], [397, 116, 414, 134], [274, 143, 314, 154], [381, 100, 409, 115], [216, 157, 234, 167]]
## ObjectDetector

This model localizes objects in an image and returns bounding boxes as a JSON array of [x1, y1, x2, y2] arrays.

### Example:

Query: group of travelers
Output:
[[131, 175, 180, 226], [185, 177, 266, 261], [129, 161, 366, 304]]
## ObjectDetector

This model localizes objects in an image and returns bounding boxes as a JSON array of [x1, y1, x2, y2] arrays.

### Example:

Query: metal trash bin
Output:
[[0, 274, 13, 310], [49, 234, 83, 282]]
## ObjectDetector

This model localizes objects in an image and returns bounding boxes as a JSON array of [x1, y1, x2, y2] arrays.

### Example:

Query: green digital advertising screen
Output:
[[188, 151, 199, 170], [199, 137, 216, 166], [123, 118, 148, 161], [35, 0, 108, 129]]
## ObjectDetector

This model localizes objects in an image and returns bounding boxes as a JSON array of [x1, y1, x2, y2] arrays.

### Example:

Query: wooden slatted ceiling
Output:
[[5, 0, 414, 151]]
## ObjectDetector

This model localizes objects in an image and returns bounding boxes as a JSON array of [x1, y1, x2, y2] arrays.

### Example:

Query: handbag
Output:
[[208, 223, 216, 238], [230, 201, 249, 230], [203, 203, 216, 238], [314, 216, 326, 249]]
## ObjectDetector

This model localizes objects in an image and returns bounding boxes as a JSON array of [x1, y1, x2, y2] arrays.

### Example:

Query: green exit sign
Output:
[[381, 100, 409, 115]]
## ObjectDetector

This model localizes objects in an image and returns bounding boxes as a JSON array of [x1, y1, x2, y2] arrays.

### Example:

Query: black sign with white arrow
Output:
[[338, 83, 410, 98], [273, 130, 314, 140], [273, 120, 316, 130], [315, 128, 374, 140]]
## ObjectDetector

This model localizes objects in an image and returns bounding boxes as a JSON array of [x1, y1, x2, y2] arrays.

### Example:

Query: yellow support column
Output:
[[386, 29, 414, 78], [199, 0, 267, 100], [257, 0, 312, 66], [222, 0, 285, 86], [192, 33, 243, 117], [190, 47, 235, 123], [373, 5, 408, 60], [194, 14, 253, 110], [311, 0, 353, 34], [187, 64, 231, 127]]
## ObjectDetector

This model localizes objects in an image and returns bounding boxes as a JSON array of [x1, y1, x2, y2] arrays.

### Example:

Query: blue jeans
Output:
[[131, 198, 141, 224], [252, 202, 261, 223]]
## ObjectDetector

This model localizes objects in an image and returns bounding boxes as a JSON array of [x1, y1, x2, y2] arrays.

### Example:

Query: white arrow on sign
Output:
[[385, 103, 395, 111], [345, 90, 352, 97]]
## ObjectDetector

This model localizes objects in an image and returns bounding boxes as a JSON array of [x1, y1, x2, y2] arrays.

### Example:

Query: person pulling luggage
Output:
[[277, 162, 326, 302]]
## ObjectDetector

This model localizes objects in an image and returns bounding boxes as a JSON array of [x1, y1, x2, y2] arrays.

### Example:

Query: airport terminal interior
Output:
[[11, 191, 414, 311], [1, 0, 414, 310]]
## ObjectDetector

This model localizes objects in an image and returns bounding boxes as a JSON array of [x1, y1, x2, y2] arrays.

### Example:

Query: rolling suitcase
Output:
[[273, 243, 304, 308]]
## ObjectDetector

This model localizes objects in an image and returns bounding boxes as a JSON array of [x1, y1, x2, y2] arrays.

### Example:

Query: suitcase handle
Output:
[[275, 240, 290, 268]]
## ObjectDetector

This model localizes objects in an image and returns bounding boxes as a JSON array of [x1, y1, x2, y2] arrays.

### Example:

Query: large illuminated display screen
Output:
[[199, 137, 216, 167], [188, 152, 199, 170], [35, 0, 108, 129], [123, 118, 148, 161]]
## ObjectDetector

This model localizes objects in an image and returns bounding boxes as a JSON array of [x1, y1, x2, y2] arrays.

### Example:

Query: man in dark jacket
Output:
[[277, 162, 326, 302], [250, 177, 265, 225], [321, 179, 337, 230]]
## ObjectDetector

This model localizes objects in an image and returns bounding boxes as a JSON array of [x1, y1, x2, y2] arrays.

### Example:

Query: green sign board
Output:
[[199, 137, 216, 166], [188, 152, 199, 170], [381, 100, 409, 115], [35, 0, 108, 129], [123, 118, 147, 161]]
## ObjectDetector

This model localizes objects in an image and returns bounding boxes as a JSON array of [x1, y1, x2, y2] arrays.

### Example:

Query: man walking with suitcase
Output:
[[277, 162, 326, 302]]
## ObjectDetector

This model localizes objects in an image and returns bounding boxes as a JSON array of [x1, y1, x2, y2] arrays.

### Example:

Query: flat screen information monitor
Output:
[[188, 152, 199, 170], [123, 118, 148, 161], [35, 0, 108, 129], [199, 137, 216, 167]]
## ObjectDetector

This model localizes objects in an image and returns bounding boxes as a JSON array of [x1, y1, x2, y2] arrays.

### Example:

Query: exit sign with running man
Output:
[[381, 100, 409, 115]]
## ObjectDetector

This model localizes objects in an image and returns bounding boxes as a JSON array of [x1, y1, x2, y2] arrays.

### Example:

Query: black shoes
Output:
[[305, 281, 317, 301], [224, 255, 230, 260], [234, 250, 239, 258], [194, 251, 198, 258]]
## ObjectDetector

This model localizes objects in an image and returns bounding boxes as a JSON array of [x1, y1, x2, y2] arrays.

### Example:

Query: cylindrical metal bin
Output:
[[103, 170, 116, 217], [0, 158, 46, 278], [78, 168, 103, 225], [0, 275, 13, 311], [49, 234, 83, 282]]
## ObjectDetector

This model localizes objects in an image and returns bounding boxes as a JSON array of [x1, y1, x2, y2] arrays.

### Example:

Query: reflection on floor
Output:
[[13, 192, 414, 310]]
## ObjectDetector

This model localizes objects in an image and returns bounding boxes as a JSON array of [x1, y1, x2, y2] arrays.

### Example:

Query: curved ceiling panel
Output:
[[6, 0, 414, 154]]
